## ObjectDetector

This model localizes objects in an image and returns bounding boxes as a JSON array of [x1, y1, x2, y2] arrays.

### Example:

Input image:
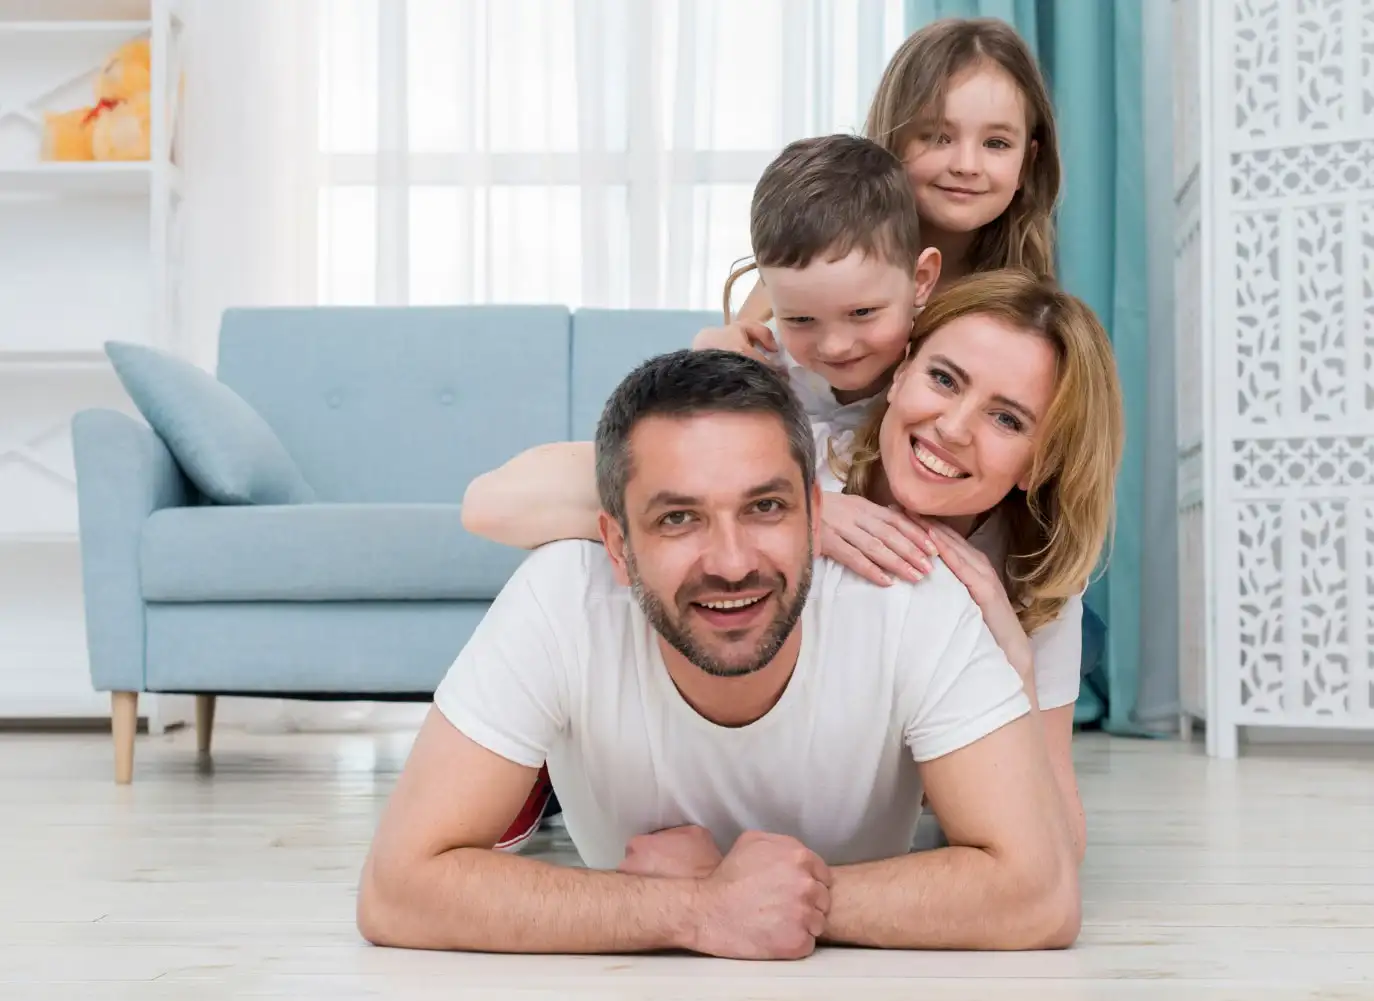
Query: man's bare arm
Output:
[[357, 707, 697, 954], [460, 442, 601, 550], [1040, 704, 1086, 863], [822, 713, 1080, 951]]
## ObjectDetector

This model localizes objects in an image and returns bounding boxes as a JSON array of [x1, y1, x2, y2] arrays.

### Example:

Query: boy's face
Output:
[[763, 248, 939, 405]]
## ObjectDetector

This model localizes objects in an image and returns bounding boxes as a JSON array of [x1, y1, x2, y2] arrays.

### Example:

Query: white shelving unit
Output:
[[0, 0, 187, 729]]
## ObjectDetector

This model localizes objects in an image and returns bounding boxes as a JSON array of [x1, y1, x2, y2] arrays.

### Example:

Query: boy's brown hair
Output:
[[724, 134, 925, 320]]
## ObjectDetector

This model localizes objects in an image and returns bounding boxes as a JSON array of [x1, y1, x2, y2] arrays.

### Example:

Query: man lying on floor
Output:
[[356, 350, 1080, 959]]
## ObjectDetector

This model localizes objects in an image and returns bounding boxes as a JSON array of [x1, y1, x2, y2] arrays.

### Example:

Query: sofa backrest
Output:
[[217, 306, 572, 502], [216, 304, 722, 502], [569, 308, 721, 439]]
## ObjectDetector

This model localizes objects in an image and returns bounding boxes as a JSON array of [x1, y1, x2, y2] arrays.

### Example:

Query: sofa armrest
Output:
[[73, 409, 192, 693]]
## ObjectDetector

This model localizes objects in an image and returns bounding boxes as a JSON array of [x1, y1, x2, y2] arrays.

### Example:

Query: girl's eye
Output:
[[852, 307, 876, 318], [985, 138, 1012, 150], [782, 316, 812, 325]]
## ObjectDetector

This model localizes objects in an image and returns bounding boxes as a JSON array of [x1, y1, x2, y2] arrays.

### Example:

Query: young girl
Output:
[[721, 17, 1060, 327]]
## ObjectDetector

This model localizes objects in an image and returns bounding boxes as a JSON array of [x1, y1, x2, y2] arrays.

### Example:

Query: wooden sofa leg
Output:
[[112, 692, 138, 784], [196, 695, 216, 755]]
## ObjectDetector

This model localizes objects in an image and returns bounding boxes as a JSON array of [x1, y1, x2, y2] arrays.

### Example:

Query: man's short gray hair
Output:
[[594, 349, 816, 527]]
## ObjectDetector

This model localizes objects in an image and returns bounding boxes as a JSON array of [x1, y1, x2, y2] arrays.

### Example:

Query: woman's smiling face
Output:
[[878, 313, 1059, 520]]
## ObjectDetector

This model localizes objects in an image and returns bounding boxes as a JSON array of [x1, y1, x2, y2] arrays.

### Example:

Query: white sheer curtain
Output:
[[313, 0, 909, 312], [180, 0, 907, 731]]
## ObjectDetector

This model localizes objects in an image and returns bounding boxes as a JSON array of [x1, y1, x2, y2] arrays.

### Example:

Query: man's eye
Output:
[[660, 511, 693, 527], [754, 499, 785, 515]]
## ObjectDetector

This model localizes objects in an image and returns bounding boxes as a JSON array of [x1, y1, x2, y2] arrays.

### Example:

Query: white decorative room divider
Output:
[[1174, 0, 1374, 756]]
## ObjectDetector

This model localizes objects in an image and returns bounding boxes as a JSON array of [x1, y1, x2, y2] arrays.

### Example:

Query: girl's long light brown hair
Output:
[[864, 17, 1061, 279], [843, 269, 1124, 634]]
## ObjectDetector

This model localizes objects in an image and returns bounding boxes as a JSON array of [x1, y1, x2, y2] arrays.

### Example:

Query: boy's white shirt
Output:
[[762, 326, 1083, 711], [758, 331, 875, 492]]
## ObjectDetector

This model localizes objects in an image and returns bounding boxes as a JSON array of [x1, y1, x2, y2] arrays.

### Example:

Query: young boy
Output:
[[696, 134, 941, 497]]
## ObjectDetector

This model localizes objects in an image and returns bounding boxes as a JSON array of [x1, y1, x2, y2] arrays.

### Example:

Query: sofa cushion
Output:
[[105, 341, 316, 506], [140, 504, 526, 602], [144, 600, 490, 695]]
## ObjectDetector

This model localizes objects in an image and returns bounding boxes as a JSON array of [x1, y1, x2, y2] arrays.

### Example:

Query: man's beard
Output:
[[625, 542, 813, 678]]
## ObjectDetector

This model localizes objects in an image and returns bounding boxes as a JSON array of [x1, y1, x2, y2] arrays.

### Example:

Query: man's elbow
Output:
[[355, 854, 417, 948], [1023, 857, 1081, 950]]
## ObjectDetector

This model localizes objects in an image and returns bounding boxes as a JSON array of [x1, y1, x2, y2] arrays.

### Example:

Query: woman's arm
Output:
[[460, 442, 601, 549]]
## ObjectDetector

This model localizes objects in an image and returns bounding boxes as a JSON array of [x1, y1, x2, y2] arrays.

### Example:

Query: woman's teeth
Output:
[[913, 442, 968, 479], [698, 596, 764, 610]]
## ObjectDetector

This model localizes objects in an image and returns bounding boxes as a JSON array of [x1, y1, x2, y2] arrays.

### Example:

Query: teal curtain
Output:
[[905, 1, 1148, 733]]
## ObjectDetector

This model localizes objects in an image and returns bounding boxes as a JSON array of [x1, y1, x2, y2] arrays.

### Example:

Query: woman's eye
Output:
[[930, 368, 956, 389], [994, 413, 1024, 433]]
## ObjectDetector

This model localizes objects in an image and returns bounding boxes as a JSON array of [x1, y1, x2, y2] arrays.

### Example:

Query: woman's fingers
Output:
[[858, 520, 933, 580], [879, 508, 940, 558], [821, 527, 894, 586]]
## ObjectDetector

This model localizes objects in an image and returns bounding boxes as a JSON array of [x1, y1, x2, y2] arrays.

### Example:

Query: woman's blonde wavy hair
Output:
[[843, 269, 1124, 634], [864, 17, 1061, 279]]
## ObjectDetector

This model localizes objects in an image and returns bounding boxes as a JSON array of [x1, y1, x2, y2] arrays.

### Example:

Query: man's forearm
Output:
[[822, 845, 1079, 951], [359, 847, 697, 954]]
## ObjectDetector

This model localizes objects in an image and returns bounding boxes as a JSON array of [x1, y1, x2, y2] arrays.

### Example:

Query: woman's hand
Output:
[[820, 494, 937, 586], [692, 321, 780, 366], [618, 825, 724, 880], [920, 519, 1034, 680]]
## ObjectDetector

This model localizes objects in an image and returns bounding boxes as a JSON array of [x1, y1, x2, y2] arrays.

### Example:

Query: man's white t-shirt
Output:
[[434, 540, 1030, 869]]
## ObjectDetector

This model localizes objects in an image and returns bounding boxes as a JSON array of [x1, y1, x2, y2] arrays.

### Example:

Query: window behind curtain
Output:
[[314, 0, 908, 310]]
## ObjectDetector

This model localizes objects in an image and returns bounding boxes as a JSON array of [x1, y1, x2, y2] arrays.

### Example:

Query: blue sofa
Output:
[[73, 304, 718, 782]]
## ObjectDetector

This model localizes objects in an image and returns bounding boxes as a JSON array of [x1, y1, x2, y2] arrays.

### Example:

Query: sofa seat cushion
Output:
[[141, 504, 527, 602]]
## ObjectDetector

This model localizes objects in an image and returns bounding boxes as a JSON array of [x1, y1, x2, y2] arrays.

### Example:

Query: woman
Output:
[[462, 270, 1125, 859]]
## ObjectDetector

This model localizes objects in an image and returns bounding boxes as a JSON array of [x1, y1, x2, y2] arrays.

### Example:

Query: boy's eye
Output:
[[851, 307, 878, 318], [781, 316, 813, 325]]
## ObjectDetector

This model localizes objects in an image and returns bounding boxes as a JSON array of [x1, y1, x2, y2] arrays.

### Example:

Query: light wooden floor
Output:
[[2, 725, 1372, 1000]]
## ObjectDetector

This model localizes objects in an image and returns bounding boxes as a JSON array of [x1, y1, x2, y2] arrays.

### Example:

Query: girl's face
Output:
[[878, 313, 1058, 521], [900, 63, 1032, 237]]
